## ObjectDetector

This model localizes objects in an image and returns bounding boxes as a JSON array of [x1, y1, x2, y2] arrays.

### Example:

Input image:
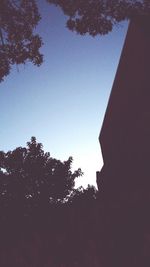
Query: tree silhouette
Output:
[[48, 0, 150, 36], [0, 138, 101, 267], [0, 0, 43, 82], [0, 179, 100, 267], [0, 136, 83, 219]]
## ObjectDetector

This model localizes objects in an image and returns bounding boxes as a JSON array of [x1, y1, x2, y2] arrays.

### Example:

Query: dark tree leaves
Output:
[[0, 0, 43, 81], [0, 137, 83, 218], [48, 0, 150, 36]]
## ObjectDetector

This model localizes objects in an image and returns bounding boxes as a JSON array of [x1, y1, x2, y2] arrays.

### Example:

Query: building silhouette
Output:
[[97, 16, 150, 206]]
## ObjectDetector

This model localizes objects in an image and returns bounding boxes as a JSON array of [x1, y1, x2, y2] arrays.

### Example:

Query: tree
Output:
[[48, 0, 150, 36], [68, 184, 97, 205], [1, 0, 150, 82], [0, 137, 83, 218], [0, 0, 43, 82]]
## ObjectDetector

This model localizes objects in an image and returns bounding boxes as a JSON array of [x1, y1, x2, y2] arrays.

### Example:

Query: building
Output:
[[97, 16, 150, 205]]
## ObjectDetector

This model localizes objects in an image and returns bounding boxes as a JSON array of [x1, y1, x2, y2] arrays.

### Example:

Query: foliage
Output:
[[0, 183, 99, 267], [0, 0, 43, 82], [0, 137, 83, 218], [48, 0, 150, 36], [68, 184, 97, 205]]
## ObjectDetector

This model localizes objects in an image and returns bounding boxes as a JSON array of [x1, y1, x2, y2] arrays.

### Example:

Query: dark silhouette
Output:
[[0, 0, 43, 81], [1, 137, 149, 266], [96, 15, 150, 266], [0, 136, 83, 215], [0, 138, 99, 266], [98, 15, 150, 204], [48, 0, 150, 36]]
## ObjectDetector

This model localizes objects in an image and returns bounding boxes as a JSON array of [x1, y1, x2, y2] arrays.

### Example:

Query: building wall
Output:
[[97, 16, 150, 204]]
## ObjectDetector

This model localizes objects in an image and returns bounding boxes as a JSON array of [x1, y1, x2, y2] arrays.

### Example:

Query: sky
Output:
[[0, 2, 128, 188]]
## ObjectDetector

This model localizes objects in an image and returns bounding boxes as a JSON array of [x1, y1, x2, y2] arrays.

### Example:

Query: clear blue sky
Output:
[[0, 2, 128, 188]]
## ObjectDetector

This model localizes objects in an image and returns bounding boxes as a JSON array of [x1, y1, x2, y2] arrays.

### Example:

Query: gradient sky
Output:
[[0, 2, 128, 188]]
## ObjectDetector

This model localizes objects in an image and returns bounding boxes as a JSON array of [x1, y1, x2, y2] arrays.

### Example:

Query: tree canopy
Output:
[[0, 0, 43, 82], [0, 0, 150, 81], [0, 137, 83, 219], [48, 0, 150, 36]]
